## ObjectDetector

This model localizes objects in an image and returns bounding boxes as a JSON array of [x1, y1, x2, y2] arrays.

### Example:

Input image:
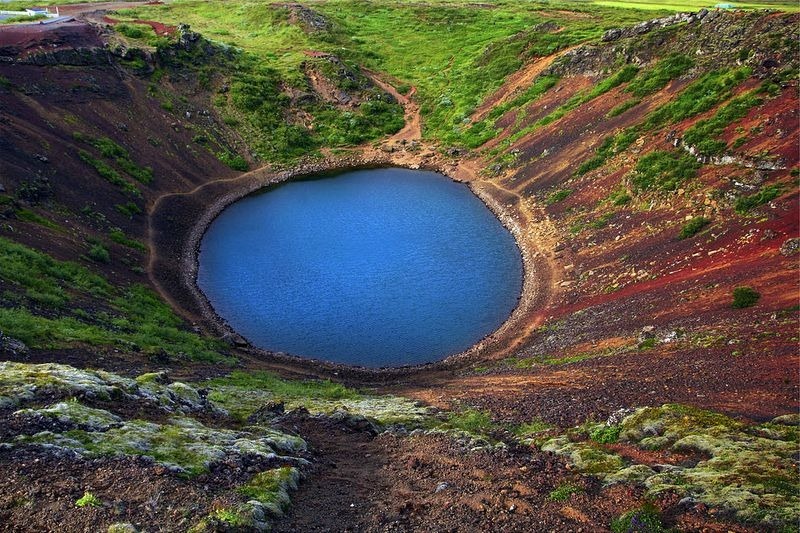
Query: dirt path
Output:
[[362, 68, 421, 142], [273, 415, 391, 532], [470, 48, 575, 123]]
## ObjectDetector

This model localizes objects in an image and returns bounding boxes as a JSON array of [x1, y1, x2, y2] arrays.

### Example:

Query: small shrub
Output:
[[218, 152, 249, 171], [87, 243, 110, 264], [678, 216, 711, 239], [611, 504, 665, 533], [732, 286, 760, 309], [75, 491, 102, 508], [734, 184, 782, 214], [548, 483, 582, 501], [638, 338, 657, 350], [546, 189, 572, 205], [115, 202, 142, 218], [590, 425, 621, 444]]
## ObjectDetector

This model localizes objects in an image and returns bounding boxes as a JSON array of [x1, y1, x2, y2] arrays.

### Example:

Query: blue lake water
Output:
[[198, 168, 523, 367]]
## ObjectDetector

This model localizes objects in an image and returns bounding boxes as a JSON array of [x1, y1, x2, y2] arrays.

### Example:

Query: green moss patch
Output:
[[541, 405, 800, 527]]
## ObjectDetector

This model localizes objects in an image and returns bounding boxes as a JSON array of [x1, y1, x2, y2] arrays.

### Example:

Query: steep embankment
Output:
[[0, 4, 797, 532]]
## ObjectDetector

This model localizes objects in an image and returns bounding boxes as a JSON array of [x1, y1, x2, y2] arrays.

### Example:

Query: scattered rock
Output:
[[638, 326, 656, 343], [0, 333, 28, 356], [248, 401, 286, 424], [779, 238, 799, 256]]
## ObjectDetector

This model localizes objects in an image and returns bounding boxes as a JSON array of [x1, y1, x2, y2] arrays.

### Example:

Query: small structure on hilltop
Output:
[[714, 3, 735, 8]]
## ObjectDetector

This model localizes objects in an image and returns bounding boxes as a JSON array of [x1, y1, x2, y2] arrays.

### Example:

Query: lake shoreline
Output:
[[148, 147, 557, 381]]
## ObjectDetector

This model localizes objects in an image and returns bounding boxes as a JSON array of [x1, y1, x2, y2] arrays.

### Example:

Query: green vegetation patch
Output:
[[546, 188, 573, 205], [77, 150, 140, 197], [678, 216, 711, 239], [610, 503, 665, 533], [548, 483, 584, 501], [15, 209, 61, 230], [643, 67, 752, 130], [109, 228, 147, 252], [442, 408, 495, 435], [15, 399, 122, 431], [0, 238, 229, 362], [625, 53, 694, 98], [75, 491, 102, 508], [237, 466, 300, 516], [0, 236, 110, 308], [77, 135, 154, 184], [0, 361, 218, 412], [734, 184, 783, 214], [630, 150, 700, 191], [510, 65, 640, 144], [1, 14, 47, 24], [732, 286, 760, 308], [682, 91, 763, 156]]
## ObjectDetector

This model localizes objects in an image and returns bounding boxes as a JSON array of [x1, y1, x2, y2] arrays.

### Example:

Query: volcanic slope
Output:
[[0, 3, 798, 532]]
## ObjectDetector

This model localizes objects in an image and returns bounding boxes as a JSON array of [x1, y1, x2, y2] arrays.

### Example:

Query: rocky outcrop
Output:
[[546, 10, 798, 77], [280, 3, 332, 33], [601, 9, 713, 42]]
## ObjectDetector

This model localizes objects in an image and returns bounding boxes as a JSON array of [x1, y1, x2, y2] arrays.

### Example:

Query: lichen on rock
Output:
[[540, 404, 800, 526]]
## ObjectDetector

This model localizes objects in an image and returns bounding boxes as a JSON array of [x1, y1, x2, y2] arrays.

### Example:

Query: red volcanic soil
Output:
[[0, 21, 102, 51]]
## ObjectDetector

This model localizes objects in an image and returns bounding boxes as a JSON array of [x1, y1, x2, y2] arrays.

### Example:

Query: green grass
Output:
[[115, 22, 171, 48], [461, 75, 559, 148], [643, 67, 752, 130], [732, 286, 760, 308], [15, 209, 61, 230], [0, 238, 229, 362], [734, 184, 783, 214], [109, 229, 147, 252], [548, 483, 583, 501], [678, 216, 712, 239], [114, 202, 142, 218], [682, 90, 763, 156], [630, 150, 700, 191], [77, 135, 154, 184], [77, 150, 141, 197], [625, 53, 694, 98], [207, 370, 357, 401], [546, 189, 573, 205], [509, 64, 640, 144], [121, 0, 660, 150], [444, 408, 495, 435], [1, 14, 47, 24]]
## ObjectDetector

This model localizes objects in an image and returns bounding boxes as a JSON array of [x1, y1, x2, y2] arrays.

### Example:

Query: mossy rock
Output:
[[14, 400, 122, 431]]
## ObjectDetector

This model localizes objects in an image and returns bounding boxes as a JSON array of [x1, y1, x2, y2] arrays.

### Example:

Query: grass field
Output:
[[110, 0, 800, 151]]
